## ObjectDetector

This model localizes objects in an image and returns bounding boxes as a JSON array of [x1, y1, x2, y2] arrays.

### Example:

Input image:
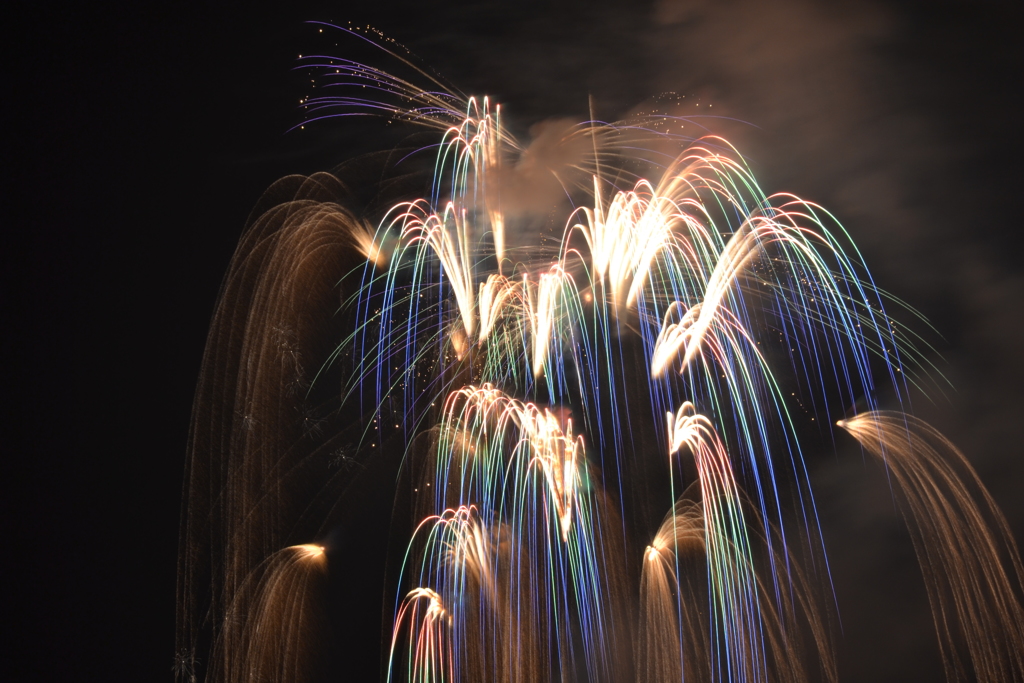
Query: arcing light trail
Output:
[[176, 32, 1024, 683], [838, 413, 1024, 682]]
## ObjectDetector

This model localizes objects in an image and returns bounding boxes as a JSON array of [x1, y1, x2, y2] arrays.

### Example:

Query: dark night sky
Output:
[[11, 1, 1024, 681]]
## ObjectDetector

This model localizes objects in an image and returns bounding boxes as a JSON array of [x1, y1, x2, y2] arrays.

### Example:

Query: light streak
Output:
[[667, 403, 764, 683], [839, 412, 1024, 682]]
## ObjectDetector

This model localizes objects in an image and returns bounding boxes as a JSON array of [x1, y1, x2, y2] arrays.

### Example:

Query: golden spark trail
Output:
[[839, 412, 1024, 682]]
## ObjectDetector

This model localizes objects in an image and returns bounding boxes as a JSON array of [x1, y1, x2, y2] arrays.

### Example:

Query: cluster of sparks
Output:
[[335, 78, 1022, 678], [336, 90, 924, 683], [177, 29, 1024, 683]]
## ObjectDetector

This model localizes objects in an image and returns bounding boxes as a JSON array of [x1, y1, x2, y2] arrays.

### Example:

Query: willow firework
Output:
[[176, 27, 1024, 683]]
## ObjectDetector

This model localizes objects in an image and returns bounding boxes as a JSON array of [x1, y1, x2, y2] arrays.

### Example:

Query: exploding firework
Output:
[[176, 27, 1024, 683]]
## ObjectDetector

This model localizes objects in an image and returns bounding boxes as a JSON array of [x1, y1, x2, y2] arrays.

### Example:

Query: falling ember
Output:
[[351, 222, 386, 267], [291, 543, 326, 561], [645, 545, 661, 562], [176, 32, 1023, 683]]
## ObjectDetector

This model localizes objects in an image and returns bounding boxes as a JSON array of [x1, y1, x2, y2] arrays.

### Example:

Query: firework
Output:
[[177, 33, 1024, 683]]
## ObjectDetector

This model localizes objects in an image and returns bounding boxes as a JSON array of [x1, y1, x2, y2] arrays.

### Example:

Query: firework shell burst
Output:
[[177, 27, 1024, 683]]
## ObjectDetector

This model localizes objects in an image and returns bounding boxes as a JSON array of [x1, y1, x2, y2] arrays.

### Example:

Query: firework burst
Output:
[[177, 30, 1024, 683]]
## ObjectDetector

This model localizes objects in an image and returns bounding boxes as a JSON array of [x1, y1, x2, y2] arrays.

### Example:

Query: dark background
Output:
[[10, 1, 1023, 681]]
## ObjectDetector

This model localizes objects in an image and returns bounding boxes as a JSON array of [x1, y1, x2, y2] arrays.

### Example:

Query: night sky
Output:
[[12, 1, 1024, 681]]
